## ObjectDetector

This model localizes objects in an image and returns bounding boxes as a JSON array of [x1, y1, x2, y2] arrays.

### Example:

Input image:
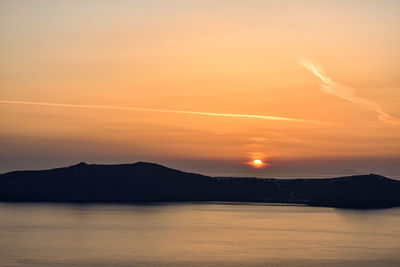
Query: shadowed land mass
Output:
[[1, 162, 399, 209]]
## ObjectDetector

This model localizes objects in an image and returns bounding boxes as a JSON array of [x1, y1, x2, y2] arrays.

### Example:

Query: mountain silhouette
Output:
[[0, 162, 399, 209]]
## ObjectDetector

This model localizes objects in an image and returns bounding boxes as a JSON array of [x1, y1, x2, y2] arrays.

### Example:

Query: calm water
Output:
[[0, 203, 399, 267]]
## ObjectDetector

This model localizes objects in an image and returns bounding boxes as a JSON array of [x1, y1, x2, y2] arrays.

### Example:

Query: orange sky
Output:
[[1, 0, 400, 177]]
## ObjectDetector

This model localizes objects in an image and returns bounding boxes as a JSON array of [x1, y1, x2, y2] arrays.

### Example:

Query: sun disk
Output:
[[252, 159, 263, 167]]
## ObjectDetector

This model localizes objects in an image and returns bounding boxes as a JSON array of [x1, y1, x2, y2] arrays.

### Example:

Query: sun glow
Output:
[[252, 159, 263, 168]]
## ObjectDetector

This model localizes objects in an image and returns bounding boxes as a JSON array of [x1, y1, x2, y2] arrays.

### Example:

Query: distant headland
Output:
[[1, 162, 399, 209]]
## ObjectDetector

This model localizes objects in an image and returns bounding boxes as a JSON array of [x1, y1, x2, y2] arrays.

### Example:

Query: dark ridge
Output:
[[72, 162, 88, 167], [0, 162, 399, 209]]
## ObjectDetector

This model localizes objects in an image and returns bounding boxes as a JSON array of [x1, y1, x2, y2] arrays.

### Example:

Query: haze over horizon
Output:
[[1, 0, 400, 177]]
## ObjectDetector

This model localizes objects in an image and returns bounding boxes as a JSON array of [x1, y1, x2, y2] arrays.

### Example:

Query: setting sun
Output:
[[252, 159, 263, 167], [1, 0, 400, 177], [0, 1, 400, 266]]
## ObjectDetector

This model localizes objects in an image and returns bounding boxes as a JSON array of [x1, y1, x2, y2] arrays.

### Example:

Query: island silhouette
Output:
[[0, 162, 399, 209]]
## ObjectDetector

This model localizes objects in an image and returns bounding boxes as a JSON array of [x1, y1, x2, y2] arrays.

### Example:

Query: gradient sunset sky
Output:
[[1, 0, 400, 177]]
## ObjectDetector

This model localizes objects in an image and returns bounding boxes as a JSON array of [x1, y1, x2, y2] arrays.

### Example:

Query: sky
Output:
[[1, 0, 400, 178]]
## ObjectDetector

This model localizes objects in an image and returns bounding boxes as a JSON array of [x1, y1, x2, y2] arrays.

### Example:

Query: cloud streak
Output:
[[299, 58, 400, 125], [0, 99, 318, 124]]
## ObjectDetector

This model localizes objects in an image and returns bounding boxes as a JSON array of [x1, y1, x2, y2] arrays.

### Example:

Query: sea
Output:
[[0, 202, 399, 267]]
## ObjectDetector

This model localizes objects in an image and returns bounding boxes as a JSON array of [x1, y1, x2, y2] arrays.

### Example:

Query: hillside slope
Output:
[[1, 162, 399, 209]]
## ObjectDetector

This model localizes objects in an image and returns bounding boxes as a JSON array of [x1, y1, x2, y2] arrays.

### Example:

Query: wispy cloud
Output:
[[0, 99, 318, 124], [299, 58, 400, 125]]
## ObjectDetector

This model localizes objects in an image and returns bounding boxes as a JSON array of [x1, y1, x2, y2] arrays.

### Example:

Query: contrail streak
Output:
[[0, 99, 317, 123], [299, 58, 400, 125]]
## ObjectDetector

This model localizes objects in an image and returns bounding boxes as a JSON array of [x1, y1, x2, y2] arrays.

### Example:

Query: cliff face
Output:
[[0, 162, 399, 209]]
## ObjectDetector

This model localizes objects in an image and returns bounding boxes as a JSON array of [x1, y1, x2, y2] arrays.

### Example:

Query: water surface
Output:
[[0, 203, 399, 266]]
